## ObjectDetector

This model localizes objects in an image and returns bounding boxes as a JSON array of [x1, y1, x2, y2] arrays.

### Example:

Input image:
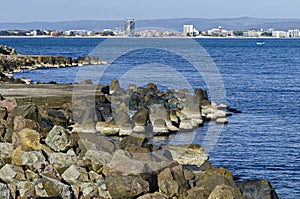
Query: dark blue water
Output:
[[1, 38, 299, 198]]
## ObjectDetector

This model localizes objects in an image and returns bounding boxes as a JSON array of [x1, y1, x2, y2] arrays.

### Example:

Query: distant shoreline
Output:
[[0, 35, 299, 39]]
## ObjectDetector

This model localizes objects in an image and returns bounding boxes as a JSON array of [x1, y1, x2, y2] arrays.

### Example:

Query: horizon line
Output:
[[1, 16, 300, 24]]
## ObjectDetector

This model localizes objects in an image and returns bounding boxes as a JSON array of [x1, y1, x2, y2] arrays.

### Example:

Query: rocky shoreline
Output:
[[0, 45, 107, 81], [0, 44, 279, 198], [0, 79, 279, 198]]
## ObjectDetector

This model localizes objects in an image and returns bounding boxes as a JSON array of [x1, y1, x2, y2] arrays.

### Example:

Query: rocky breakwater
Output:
[[0, 81, 279, 198], [0, 45, 108, 78]]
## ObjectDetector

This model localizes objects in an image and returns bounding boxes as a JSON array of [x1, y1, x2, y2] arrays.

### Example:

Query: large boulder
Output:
[[35, 176, 75, 198], [0, 164, 25, 183], [45, 125, 73, 152], [61, 165, 89, 185], [208, 184, 236, 199], [239, 179, 279, 199], [106, 171, 150, 199], [195, 168, 243, 198], [0, 45, 17, 55], [0, 182, 12, 199], [157, 165, 188, 198]]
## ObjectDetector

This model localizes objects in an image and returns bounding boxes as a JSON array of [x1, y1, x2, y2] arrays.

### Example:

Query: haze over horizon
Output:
[[1, 0, 299, 23]]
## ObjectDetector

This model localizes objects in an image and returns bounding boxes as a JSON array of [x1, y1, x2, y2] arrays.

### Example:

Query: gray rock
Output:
[[35, 175, 75, 198], [0, 182, 12, 199], [239, 179, 279, 199], [208, 184, 235, 199], [149, 104, 170, 125], [106, 171, 150, 199], [16, 150, 46, 165], [96, 120, 120, 136], [84, 150, 112, 171], [163, 144, 209, 167], [61, 165, 89, 184], [181, 96, 202, 119], [153, 119, 169, 134], [0, 164, 25, 183], [49, 152, 78, 174], [0, 142, 14, 158], [16, 181, 36, 198], [45, 125, 73, 152]]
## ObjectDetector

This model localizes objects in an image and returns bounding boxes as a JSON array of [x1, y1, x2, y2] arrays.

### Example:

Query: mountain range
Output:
[[1, 17, 300, 32]]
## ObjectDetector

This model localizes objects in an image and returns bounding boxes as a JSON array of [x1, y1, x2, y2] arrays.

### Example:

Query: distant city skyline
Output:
[[0, 0, 299, 23]]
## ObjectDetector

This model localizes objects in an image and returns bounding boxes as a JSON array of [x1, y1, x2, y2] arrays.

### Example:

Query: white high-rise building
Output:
[[287, 29, 300, 38], [124, 19, 135, 37], [183, 25, 194, 36]]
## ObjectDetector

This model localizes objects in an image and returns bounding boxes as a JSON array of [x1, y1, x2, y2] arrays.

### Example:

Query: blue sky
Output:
[[1, 0, 299, 22]]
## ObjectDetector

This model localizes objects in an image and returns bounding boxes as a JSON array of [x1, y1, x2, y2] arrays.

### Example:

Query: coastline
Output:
[[1, 35, 300, 39]]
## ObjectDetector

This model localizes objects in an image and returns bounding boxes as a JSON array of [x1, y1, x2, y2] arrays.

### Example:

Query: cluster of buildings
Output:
[[1, 19, 300, 38], [183, 24, 300, 38]]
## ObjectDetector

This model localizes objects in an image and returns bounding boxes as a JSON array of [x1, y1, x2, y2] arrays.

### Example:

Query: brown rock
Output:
[[239, 179, 279, 199], [106, 171, 150, 199]]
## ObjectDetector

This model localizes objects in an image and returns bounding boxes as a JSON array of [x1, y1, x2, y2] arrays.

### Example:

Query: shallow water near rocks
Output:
[[1, 37, 299, 198]]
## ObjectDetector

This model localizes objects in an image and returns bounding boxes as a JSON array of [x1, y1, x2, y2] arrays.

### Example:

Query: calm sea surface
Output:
[[1, 38, 299, 198]]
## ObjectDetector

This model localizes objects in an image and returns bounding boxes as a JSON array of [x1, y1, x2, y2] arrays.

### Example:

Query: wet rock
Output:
[[216, 117, 228, 124], [0, 164, 25, 183], [45, 125, 73, 152], [208, 184, 235, 199], [239, 179, 279, 199], [0, 45, 17, 55], [61, 165, 89, 184], [0, 182, 12, 199], [106, 171, 150, 199]]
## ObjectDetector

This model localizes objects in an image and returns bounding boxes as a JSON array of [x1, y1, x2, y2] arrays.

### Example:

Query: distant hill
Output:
[[1, 17, 300, 32]]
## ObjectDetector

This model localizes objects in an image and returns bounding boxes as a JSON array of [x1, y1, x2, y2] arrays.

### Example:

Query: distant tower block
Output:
[[183, 25, 194, 36], [124, 19, 135, 37]]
